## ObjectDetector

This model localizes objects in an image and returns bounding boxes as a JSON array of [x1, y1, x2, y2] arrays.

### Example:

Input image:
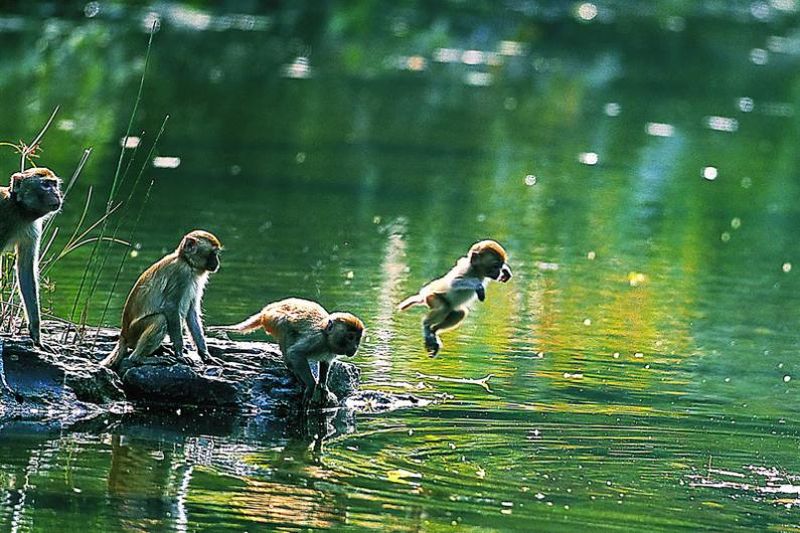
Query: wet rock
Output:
[[0, 320, 421, 419]]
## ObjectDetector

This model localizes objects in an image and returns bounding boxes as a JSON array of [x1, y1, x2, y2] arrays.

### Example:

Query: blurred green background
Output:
[[1, 1, 800, 531]]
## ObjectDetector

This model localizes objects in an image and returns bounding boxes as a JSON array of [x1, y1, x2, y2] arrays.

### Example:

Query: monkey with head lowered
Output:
[[100, 230, 223, 371], [223, 298, 364, 408], [398, 239, 512, 357], [0, 168, 62, 348]]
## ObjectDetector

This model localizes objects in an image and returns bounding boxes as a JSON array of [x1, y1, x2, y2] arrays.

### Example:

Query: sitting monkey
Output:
[[224, 298, 364, 408], [100, 230, 223, 371], [398, 239, 512, 356]]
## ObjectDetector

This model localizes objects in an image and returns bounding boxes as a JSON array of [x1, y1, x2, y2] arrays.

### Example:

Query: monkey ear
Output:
[[469, 250, 481, 265], [10, 172, 24, 191], [183, 236, 198, 253]]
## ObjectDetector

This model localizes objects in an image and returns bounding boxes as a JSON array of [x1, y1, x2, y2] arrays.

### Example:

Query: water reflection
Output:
[[2, 0, 800, 530]]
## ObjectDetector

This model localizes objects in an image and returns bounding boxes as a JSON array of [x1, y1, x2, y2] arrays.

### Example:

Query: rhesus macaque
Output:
[[224, 298, 364, 408], [0, 168, 62, 347], [398, 239, 512, 356], [100, 230, 223, 370]]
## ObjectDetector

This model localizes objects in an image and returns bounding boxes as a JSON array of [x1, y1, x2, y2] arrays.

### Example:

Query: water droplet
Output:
[[613, 352, 620, 359], [784, 375, 792, 382], [721, 232, 731, 242], [524, 174, 537, 186], [783, 262, 792, 272], [583, 318, 592, 326], [587, 251, 596, 260], [702, 166, 718, 180], [731, 217, 742, 229], [476, 213, 487, 222]]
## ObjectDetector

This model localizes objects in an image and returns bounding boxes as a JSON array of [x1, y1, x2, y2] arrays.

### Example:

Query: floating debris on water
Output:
[[783, 262, 793, 272], [121, 136, 141, 149], [702, 166, 718, 180], [731, 217, 742, 229], [583, 318, 592, 326], [604, 102, 621, 116], [282, 56, 311, 79], [579, 152, 599, 165], [627, 271, 647, 286], [645, 122, 674, 137], [705, 115, 739, 132], [750, 47, 769, 65], [784, 375, 792, 382], [524, 174, 537, 186], [152, 156, 181, 168], [721, 232, 731, 242], [535, 261, 559, 271], [738, 97, 755, 112], [587, 250, 596, 260], [563, 372, 584, 379]]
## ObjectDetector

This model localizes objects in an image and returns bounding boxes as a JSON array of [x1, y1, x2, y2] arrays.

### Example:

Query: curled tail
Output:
[[223, 312, 264, 334], [100, 337, 127, 369], [398, 294, 425, 311]]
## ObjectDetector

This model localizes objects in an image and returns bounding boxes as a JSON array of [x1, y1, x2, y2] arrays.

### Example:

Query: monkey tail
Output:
[[225, 313, 264, 334], [99, 338, 126, 369], [397, 294, 425, 311]]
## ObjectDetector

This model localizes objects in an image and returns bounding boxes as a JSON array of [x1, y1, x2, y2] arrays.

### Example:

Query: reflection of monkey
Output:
[[100, 230, 223, 370], [398, 239, 512, 356], [225, 298, 364, 408], [0, 168, 62, 347]]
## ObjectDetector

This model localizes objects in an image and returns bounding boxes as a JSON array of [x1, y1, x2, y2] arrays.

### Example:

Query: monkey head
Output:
[[10, 167, 62, 218], [469, 239, 512, 282], [324, 312, 365, 357], [179, 230, 222, 273]]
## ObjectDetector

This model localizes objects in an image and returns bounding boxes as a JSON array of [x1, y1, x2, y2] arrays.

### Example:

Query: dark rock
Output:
[[0, 320, 427, 421]]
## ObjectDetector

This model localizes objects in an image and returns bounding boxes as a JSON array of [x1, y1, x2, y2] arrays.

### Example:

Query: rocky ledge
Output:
[[0, 320, 429, 421]]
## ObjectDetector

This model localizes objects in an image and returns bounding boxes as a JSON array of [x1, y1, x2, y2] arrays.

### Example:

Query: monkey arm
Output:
[[450, 277, 485, 301], [15, 236, 42, 344], [185, 307, 208, 355]]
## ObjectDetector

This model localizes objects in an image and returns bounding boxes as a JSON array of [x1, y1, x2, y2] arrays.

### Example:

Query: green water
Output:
[[2, 2, 800, 530]]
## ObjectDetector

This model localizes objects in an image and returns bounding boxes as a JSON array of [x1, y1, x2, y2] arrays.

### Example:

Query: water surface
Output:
[[1, 2, 800, 531]]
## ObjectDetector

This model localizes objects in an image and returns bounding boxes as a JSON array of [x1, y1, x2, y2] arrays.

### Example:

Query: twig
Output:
[[415, 372, 495, 393]]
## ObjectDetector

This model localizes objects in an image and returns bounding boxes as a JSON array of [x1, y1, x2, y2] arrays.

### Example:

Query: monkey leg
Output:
[[126, 316, 168, 367], [422, 299, 452, 357], [309, 361, 339, 408], [432, 309, 467, 334]]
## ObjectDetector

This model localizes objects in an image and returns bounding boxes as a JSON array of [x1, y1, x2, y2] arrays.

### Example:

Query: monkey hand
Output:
[[475, 286, 486, 301], [33, 339, 58, 354], [199, 351, 224, 367], [308, 385, 339, 409]]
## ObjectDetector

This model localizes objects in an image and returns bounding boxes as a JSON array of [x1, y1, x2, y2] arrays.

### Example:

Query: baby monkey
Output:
[[100, 230, 222, 371], [398, 239, 512, 356], [224, 298, 364, 408]]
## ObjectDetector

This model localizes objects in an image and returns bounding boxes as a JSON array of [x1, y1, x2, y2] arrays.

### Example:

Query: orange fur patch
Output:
[[469, 239, 508, 262]]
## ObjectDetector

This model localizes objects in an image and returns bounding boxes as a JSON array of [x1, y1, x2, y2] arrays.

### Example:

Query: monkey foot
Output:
[[424, 336, 442, 358]]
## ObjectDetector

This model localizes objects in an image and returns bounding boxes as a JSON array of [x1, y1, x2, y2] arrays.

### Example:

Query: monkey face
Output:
[[471, 250, 512, 282], [179, 230, 222, 272], [12, 168, 62, 216], [325, 313, 365, 357]]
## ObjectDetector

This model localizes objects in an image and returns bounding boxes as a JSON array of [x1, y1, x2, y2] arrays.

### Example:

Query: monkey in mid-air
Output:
[[223, 298, 364, 408], [398, 239, 512, 357], [0, 168, 62, 348], [100, 230, 223, 371]]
